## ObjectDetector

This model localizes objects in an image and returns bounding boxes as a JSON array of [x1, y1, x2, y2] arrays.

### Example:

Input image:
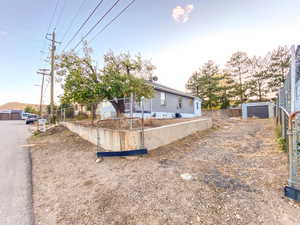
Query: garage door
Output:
[[11, 112, 21, 120], [0, 113, 10, 120], [247, 105, 269, 118]]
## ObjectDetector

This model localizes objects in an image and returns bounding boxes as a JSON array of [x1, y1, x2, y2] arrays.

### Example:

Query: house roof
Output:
[[145, 81, 195, 99]]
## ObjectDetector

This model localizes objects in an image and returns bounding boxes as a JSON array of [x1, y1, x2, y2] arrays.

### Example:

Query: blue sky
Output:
[[1, 0, 300, 105]]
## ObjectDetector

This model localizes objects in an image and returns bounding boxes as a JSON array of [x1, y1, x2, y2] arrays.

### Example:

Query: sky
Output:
[[1, 0, 300, 105]]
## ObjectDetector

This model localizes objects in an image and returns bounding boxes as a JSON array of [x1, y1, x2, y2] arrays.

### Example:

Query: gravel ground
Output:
[[30, 118, 300, 225]]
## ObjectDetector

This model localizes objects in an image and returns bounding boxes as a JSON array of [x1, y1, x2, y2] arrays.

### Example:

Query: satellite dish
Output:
[[152, 76, 158, 81]]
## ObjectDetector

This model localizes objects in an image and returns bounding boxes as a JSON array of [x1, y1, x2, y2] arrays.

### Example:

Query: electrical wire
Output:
[[46, 0, 60, 34], [62, 0, 105, 51], [89, 0, 136, 43], [61, 0, 89, 43], [38, 0, 59, 70], [54, 0, 67, 31], [72, 0, 121, 51]]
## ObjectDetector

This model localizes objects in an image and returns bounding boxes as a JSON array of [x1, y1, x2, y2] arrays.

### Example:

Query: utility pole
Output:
[[37, 69, 50, 116], [46, 30, 60, 122]]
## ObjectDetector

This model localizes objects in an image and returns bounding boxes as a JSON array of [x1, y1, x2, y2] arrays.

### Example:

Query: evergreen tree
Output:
[[247, 56, 270, 101], [186, 61, 220, 110], [217, 71, 237, 109], [226, 52, 250, 104], [267, 45, 291, 91]]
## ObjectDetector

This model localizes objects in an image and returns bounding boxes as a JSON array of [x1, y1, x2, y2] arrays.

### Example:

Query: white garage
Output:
[[242, 102, 274, 119]]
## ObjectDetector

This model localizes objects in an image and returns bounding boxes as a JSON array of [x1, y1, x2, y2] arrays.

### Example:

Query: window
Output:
[[160, 92, 166, 105], [189, 99, 193, 106], [178, 97, 183, 109], [196, 102, 199, 110]]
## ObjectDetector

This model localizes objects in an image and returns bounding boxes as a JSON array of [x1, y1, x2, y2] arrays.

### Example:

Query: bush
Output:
[[276, 125, 287, 152], [277, 137, 287, 152]]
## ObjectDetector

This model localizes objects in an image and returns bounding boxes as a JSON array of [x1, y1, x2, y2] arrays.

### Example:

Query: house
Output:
[[98, 81, 202, 119]]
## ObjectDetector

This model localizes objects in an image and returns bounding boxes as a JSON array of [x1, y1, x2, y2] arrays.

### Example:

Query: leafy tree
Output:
[[226, 52, 250, 104], [100, 51, 154, 116], [57, 46, 100, 120], [58, 48, 154, 117], [247, 56, 270, 101], [24, 105, 38, 114], [186, 60, 220, 110], [267, 45, 291, 91]]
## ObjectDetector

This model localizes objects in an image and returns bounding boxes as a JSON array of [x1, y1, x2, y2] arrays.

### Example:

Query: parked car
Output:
[[21, 112, 30, 120], [25, 115, 40, 124]]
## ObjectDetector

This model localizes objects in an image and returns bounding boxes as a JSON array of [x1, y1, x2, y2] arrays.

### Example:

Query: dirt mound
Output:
[[41, 125, 67, 136]]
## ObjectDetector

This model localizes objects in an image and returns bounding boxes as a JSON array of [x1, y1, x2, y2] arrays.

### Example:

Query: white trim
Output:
[[124, 111, 198, 119]]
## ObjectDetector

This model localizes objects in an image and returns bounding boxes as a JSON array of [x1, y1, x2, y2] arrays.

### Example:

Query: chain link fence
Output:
[[51, 96, 150, 152], [276, 46, 300, 196]]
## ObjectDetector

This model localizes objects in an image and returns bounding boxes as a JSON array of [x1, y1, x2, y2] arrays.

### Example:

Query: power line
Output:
[[89, 0, 136, 43], [38, 0, 60, 70], [46, 0, 60, 34], [54, 0, 67, 31], [61, 0, 89, 43], [62, 0, 105, 51], [72, 0, 121, 51]]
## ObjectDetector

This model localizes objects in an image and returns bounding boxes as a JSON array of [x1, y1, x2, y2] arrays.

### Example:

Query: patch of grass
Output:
[[275, 125, 287, 152], [33, 130, 41, 136], [277, 137, 287, 152]]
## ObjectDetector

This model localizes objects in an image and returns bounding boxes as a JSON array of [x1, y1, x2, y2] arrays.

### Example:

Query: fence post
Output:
[[141, 97, 145, 148], [130, 93, 133, 130], [282, 110, 286, 138], [288, 118, 298, 188]]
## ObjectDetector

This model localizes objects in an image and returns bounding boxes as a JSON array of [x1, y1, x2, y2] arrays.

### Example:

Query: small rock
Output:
[[181, 173, 192, 180], [95, 158, 102, 163]]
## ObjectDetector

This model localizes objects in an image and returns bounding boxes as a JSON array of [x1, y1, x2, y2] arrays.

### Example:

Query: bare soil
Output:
[[30, 118, 300, 225], [71, 117, 200, 130]]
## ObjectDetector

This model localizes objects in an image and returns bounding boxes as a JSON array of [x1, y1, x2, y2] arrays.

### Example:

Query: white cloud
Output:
[[172, 4, 194, 23]]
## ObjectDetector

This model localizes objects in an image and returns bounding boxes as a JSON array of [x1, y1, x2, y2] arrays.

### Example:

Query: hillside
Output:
[[0, 102, 40, 111]]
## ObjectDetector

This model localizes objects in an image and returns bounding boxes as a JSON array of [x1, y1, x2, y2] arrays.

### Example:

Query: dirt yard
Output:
[[71, 117, 199, 129], [29, 118, 300, 225]]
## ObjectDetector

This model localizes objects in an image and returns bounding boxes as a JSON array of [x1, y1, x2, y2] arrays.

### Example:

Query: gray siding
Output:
[[151, 90, 194, 114]]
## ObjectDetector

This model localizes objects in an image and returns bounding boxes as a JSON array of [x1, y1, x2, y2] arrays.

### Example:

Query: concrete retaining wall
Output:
[[144, 118, 212, 150], [61, 117, 212, 151]]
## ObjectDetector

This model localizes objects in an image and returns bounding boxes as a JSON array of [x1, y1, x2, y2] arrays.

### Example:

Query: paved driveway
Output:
[[0, 121, 33, 225]]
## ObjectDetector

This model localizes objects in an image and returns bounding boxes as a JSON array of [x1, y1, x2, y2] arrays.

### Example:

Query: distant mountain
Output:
[[0, 102, 40, 111]]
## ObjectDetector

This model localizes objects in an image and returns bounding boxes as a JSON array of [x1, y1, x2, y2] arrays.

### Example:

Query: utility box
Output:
[[242, 102, 274, 119]]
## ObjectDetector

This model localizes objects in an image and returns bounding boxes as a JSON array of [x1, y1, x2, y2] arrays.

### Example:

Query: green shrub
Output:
[[276, 125, 287, 152], [277, 137, 287, 152]]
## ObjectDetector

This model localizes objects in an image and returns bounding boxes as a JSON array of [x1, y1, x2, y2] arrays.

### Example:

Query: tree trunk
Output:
[[258, 83, 262, 102], [238, 68, 243, 104], [91, 103, 97, 124], [111, 100, 125, 117]]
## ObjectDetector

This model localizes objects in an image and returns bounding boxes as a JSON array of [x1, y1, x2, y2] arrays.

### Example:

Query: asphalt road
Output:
[[0, 121, 33, 225]]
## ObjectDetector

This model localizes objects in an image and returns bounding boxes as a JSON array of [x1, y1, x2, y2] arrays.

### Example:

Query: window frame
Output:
[[160, 92, 167, 106], [178, 96, 183, 109]]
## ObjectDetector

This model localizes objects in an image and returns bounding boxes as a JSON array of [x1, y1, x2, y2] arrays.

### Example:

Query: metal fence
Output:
[[51, 97, 148, 153], [276, 45, 300, 198]]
